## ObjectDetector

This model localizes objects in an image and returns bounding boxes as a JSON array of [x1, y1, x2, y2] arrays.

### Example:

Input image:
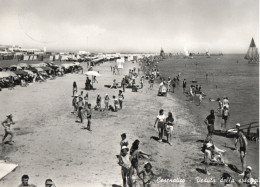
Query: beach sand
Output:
[[0, 60, 254, 186]]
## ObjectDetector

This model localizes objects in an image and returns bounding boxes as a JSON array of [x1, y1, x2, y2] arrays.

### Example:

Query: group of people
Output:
[[203, 109, 257, 186], [118, 134, 153, 187], [18, 174, 56, 187]]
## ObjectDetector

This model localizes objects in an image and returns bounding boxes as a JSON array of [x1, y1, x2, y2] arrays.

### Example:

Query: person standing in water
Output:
[[235, 123, 248, 176], [2, 114, 15, 144], [221, 106, 229, 131]]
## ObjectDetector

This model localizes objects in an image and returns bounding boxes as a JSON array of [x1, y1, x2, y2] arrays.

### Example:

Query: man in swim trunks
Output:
[[235, 123, 248, 175], [204, 110, 215, 138], [2, 114, 15, 144]]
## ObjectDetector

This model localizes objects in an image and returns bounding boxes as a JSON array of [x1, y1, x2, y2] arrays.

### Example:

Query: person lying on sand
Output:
[[204, 142, 227, 175], [138, 162, 155, 187]]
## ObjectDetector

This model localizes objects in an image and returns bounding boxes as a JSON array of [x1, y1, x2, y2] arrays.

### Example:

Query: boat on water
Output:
[[245, 38, 259, 63]]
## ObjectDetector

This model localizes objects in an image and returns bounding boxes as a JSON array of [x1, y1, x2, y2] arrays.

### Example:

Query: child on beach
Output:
[[138, 162, 155, 187], [120, 133, 129, 149], [118, 90, 124, 109], [104, 94, 110, 110], [113, 95, 119, 112]]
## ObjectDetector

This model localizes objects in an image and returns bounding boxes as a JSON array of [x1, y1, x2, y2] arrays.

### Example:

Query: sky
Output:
[[0, 0, 259, 53]]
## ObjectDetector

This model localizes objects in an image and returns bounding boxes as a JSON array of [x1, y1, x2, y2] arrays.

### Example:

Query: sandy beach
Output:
[[0, 60, 257, 187]]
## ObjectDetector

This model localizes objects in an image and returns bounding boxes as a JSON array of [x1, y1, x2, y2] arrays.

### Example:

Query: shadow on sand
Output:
[[228, 164, 241, 174], [196, 168, 206, 174], [150, 136, 168, 144]]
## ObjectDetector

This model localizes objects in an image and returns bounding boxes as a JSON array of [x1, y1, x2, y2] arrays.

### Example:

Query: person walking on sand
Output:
[[172, 80, 176, 93], [221, 106, 229, 131], [183, 79, 187, 93], [77, 97, 85, 123], [149, 75, 154, 89], [113, 95, 119, 112], [104, 94, 110, 110], [118, 90, 124, 109], [234, 123, 248, 176], [72, 95, 78, 114], [96, 93, 102, 109], [165, 112, 174, 145], [140, 76, 144, 89], [84, 92, 89, 108], [72, 81, 77, 96], [204, 110, 215, 139], [113, 66, 116, 75], [118, 146, 131, 187], [154, 109, 166, 142], [167, 77, 171, 92], [86, 104, 92, 131], [121, 78, 126, 92], [2, 114, 15, 144]]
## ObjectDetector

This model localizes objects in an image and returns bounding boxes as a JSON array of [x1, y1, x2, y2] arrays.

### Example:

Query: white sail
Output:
[[245, 38, 259, 62]]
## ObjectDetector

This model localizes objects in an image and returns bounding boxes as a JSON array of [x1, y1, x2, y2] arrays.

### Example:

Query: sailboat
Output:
[[245, 38, 259, 63]]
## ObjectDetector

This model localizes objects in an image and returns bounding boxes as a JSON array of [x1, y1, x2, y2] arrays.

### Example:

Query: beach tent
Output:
[[49, 56, 54, 61], [245, 38, 259, 63], [10, 65, 22, 70], [5, 71, 17, 77], [33, 56, 37, 60], [17, 63, 28, 68], [0, 72, 10, 78], [23, 70, 34, 75], [13, 70, 28, 76], [35, 67, 44, 72], [23, 56, 29, 61]]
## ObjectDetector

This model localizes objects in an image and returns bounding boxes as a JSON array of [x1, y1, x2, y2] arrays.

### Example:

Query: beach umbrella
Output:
[[10, 65, 22, 70], [84, 71, 101, 88], [84, 71, 101, 77]]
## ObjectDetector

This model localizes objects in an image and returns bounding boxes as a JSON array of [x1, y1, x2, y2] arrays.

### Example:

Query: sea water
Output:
[[157, 54, 259, 176]]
